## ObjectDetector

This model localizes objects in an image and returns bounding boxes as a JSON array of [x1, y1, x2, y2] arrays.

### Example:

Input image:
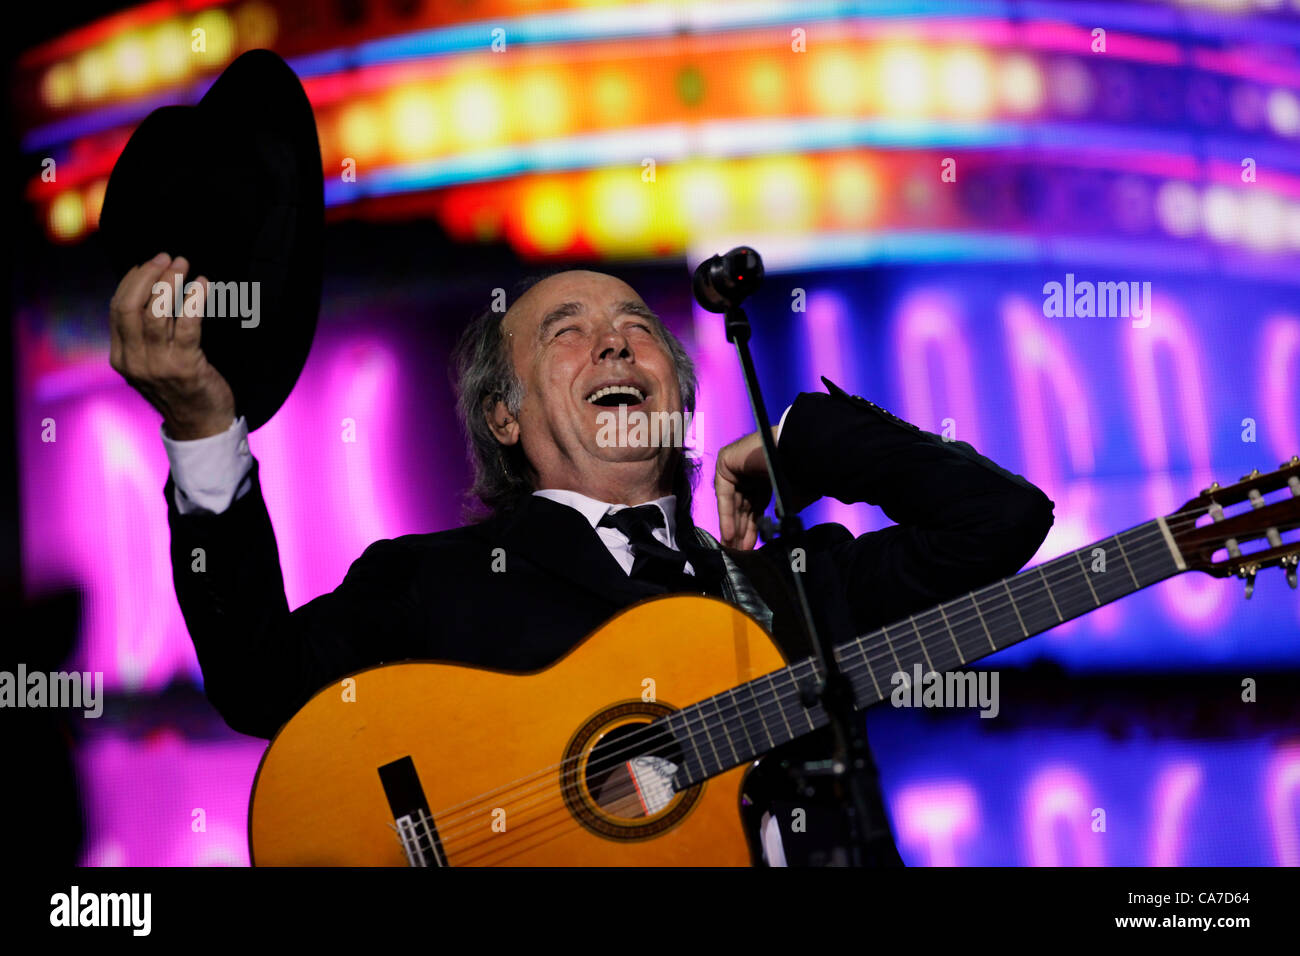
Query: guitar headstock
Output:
[[1167, 456, 1300, 597]]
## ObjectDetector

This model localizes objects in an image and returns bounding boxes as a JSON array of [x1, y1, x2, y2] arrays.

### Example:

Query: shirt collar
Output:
[[533, 488, 679, 545]]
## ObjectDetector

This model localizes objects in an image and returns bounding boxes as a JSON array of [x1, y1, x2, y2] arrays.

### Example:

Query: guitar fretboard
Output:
[[666, 516, 1189, 789]]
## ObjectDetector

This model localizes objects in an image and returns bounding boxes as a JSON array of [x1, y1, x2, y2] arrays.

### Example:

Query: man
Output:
[[109, 253, 1055, 866]]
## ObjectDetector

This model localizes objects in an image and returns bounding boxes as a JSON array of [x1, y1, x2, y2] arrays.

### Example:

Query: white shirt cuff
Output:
[[161, 416, 253, 515], [776, 403, 793, 443]]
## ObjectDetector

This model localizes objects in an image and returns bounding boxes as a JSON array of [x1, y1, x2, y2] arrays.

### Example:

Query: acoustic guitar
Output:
[[249, 458, 1300, 865]]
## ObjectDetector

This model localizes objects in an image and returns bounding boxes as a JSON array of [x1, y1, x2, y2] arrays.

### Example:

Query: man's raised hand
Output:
[[108, 252, 236, 440]]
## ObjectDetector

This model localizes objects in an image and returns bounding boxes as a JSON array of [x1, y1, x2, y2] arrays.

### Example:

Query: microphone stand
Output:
[[722, 302, 881, 868]]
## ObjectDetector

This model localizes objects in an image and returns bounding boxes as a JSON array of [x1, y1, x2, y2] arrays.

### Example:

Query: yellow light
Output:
[[150, 21, 191, 84], [591, 70, 635, 126], [999, 54, 1043, 113], [809, 49, 864, 115], [389, 86, 442, 160], [586, 169, 655, 255], [447, 73, 505, 148], [338, 101, 387, 164], [189, 10, 235, 69], [521, 179, 578, 253], [49, 191, 86, 241], [747, 58, 788, 113], [74, 48, 111, 101], [749, 156, 816, 232], [825, 156, 879, 226], [678, 160, 732, 234], [517, 70, 570, 140], [109, 34, 152, 94], [940, 48, 993, 116], [84, 179, 108, 230], [879, 45, 931, 115], [42, 62, 75, 108]]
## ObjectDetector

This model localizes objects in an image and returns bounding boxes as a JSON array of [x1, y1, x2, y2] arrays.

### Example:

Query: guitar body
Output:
[[249, 595, 788, 866]]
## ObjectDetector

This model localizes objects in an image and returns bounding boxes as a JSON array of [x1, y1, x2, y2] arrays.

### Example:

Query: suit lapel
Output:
[[497, 494, 659, 607]]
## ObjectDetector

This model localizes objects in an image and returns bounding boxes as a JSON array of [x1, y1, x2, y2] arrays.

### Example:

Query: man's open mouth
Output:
[[585, 385, 647, 407]]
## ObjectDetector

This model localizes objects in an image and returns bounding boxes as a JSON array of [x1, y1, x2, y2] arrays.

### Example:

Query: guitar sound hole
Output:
[[585, 721, 683, 819]]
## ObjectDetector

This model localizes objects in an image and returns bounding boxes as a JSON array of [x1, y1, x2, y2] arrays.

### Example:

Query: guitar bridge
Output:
[[379, 756, 446, 867]]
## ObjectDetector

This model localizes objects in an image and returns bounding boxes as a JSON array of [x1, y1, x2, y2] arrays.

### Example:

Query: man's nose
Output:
[[593, 325, 632, 362]]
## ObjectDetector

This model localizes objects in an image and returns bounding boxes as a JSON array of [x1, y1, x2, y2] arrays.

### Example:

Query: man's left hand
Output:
[[714, 426, 779, 550]]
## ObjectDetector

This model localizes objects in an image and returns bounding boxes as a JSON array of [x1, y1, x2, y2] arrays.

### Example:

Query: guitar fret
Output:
[[710, 696, 738, 769], [968, 591, 996, 653], [727, 686, 756, 760], [748, 679, 774, 751], [1038, 565, 1063, 622], [937, 604, 965, 664], [879, 623, 904, 674], [910, 615, 933, 671], [1001, 579, 1028, 636], [768, 672, 794, 742], [1113, 534, 1140, 590], [669, 712, 705, 785], [1074, 549, 1101, 606], [697, 703, 721, 773], [858, 636, 883, 699]]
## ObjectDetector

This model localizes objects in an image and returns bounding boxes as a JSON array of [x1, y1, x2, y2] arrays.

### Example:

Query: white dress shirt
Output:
[[161, 405, 795, 864]]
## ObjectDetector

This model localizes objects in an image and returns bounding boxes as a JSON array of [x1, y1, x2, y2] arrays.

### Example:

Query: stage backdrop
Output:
[[11, 0, 1300, 865]]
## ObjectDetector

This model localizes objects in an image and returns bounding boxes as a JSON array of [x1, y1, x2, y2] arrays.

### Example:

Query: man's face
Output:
[[495, 270, 683, 492]]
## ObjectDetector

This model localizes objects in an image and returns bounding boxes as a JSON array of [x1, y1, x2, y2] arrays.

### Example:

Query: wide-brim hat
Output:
[[99, 48, 323, 431]]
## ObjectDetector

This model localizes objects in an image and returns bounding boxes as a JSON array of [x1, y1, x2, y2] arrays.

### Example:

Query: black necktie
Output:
[[599, 505, 692, 592]]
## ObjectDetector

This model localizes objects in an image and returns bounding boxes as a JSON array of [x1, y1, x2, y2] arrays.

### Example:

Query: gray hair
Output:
[[452, 271, 700, 522]]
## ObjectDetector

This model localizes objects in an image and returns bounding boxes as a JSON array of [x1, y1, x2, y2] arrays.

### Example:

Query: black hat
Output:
[[99, 49, 323, 431]]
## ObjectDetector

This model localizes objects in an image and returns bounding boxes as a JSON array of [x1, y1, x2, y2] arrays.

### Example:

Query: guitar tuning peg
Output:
[[1238, 564, 1258, 599], [1201, 481, 1221, 495], [1286, 555, 1299, 590], [1239, 469, 1261, 482]]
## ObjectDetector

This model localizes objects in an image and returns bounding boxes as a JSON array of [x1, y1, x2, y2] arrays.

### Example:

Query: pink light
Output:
[[1001, 296, 1119, 635], [894, 780, 979, 866], [23, 397, 200, 692], [256, 339, 405, 609], [894, 288, 983, 449], [78, 731, 263, 867], [1265, 743, 1300, 867], [1148, 761, 1203, 866], [1123, 298, 1230, 632], [1023, 766, 1104, 866], [688, 300, 753, 541], [1260, 315, 1300, 461], [804, 290, 865, 534]]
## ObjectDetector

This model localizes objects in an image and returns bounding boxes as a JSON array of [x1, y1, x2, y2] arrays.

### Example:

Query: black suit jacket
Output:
[[166, 378, 1054, 865]]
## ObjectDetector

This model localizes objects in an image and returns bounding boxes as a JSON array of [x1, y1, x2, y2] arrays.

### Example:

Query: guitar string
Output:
[[429, 512, 1216, 855], [444, 513, 1281, 866], [423, 511, 1218, 857]]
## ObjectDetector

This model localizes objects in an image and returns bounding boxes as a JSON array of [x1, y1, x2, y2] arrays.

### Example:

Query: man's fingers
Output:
[[143, 256, 188, 345], [174, 276, 206, 349], [116, 253, 173, 318]]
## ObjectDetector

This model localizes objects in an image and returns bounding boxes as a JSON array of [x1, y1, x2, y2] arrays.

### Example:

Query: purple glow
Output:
[[1122, 298, 1232, 633], [1149, 762, 1203, 866], [77, 730, 264, 866], [1023, 766, 1103, 866], [893, 780, 979, 867], [1266, 744, 1300, 867]]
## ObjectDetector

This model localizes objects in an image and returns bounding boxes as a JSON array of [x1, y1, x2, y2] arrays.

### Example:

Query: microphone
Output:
[[692, 246, 764, 313]]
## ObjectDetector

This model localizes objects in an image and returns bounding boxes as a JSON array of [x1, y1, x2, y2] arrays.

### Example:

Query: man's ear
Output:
[[484, 396, 520, 446]]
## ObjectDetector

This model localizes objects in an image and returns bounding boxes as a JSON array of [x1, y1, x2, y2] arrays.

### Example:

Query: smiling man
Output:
[[109, 256, 1055, 867]]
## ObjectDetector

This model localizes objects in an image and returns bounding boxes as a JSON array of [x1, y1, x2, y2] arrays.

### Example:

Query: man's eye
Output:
[[555, 326, 578, 337]]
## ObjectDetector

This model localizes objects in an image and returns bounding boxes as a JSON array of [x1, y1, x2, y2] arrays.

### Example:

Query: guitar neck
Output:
[[667, 514, 1191, 789]]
